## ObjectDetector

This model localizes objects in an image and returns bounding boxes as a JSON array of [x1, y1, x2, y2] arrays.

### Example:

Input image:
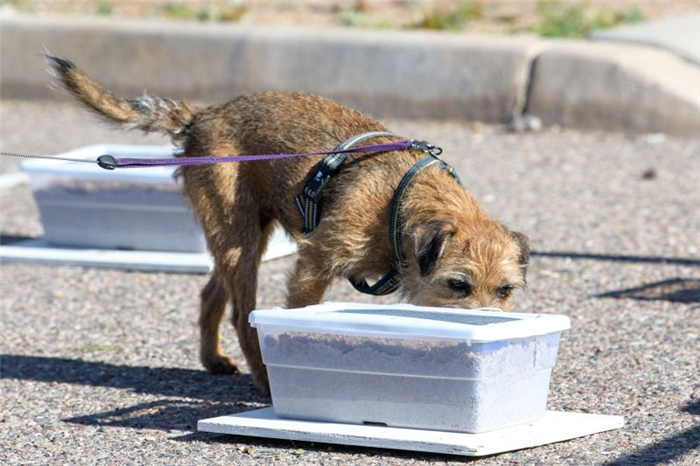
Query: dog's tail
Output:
[[45, 54, 199, 142]]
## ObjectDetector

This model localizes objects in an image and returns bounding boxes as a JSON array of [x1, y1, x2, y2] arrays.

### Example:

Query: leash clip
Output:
[[97, 155, 117, 170], [409, 140, 443, 158]]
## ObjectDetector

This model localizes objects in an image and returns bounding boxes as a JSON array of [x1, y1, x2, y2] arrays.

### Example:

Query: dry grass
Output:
[[2, 1, 697, 36]]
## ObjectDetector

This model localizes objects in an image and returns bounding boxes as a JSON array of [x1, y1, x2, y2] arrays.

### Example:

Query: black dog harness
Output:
[[295, 131, 396, 234], [296, 132, 462, 296]]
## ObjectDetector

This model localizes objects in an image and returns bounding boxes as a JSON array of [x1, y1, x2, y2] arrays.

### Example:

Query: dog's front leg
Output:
[[286, 253, 333, 308]]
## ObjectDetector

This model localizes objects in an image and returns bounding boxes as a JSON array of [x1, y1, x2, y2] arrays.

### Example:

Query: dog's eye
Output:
[[447, 279, 472, 296], [496, 285, 515, 299]]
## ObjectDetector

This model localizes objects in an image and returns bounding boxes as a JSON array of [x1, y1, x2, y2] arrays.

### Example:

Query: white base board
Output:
[[198, 407, 624, 457], [0, 236, 297, 273]]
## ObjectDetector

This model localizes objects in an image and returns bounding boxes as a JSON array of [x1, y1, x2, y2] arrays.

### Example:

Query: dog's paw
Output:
[[204, 355, 240, 375]]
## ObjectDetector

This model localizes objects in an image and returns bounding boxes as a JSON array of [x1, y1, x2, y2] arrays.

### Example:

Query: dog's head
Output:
[[400, 219, 530, 312]]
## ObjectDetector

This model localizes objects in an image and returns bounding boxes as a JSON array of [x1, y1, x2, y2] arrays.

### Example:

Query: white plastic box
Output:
[[20, 144, 297, 258], [250, 302, 571, 433], [20, 144, 206, 252]]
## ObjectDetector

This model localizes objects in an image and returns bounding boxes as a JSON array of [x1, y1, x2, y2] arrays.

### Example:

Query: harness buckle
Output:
[[409, 140, 443, 158], [304, 165, 334, 199]]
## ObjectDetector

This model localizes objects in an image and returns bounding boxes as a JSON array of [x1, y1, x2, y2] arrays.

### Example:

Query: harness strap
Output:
[[351, 155, 462, 296], [295, 131, 396, 234]]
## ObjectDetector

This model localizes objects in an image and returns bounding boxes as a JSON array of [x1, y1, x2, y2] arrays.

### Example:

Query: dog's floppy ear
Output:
[[508, 229, 530, 282], [414, 221, 456, 276]]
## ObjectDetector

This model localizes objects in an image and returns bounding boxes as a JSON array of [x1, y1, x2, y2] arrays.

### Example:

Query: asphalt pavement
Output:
[[1, 99, 699, 465]]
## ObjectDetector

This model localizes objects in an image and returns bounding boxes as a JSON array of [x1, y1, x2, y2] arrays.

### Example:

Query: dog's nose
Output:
[[471, 297, 502, 311]]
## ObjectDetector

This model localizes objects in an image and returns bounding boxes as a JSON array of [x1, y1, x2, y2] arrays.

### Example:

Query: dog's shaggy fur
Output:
[[48, 55, 530, 392]]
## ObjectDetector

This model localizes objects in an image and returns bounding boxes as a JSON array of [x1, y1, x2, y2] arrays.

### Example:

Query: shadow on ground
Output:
[[1, 354, 269, 431], [0, 234, 37, 245], [66, 399, 257, 432], [1, 354, 266, 402], [603, 399, 700, 466], [597, 278, 700, 303], [531, 251, 700, 266]]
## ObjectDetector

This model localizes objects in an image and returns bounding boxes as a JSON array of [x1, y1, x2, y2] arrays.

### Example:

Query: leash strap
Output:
[[105, 139, 410, 169], [295, 131, 397, 234], [0, 142, 415, 170], [1, 139, 444, 171], [351, 155, 462, 296]]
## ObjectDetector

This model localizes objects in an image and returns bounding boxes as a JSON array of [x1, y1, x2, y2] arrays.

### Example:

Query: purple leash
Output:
[[95, 140, 434, 170]]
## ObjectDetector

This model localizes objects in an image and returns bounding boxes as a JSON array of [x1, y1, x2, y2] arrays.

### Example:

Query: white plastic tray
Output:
[[198, 407, 624, 457], [0, 230, 296, 273]]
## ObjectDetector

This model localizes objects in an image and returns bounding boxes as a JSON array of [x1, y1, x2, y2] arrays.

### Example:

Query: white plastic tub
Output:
[[21, 144, 205, 252], [250, 302, 571, 433], [20, 144, 296, 257]]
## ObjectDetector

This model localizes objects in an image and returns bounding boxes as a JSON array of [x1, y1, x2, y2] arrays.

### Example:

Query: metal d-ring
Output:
[[410, 140, 443, 159]]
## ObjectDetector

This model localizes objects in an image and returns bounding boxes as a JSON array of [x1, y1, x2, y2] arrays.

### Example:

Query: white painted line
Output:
[[0, 172, 29, 190], [198, 408, 624, 457]]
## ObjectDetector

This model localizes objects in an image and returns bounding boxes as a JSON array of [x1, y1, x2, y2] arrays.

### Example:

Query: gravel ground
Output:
[[1, 99, 699, 465]]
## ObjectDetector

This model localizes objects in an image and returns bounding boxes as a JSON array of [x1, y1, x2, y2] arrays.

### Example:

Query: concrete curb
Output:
[[590, 10, 700, 66], [527, 41, 700, 135], [2, 15, 699, 135]]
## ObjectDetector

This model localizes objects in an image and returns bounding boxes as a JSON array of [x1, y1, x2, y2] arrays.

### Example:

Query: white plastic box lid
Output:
[[250, 302, 570, 342]]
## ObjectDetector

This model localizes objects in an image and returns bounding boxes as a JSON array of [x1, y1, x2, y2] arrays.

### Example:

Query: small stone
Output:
[[508, 114, 543, 133], [641, 168, 657, 180], [524, 114, 543, 132], [470, 120, 485, 132], [645, 133, 667, 144]]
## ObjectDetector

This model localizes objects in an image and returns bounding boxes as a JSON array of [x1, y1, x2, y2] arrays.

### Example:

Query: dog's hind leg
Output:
[[185, 159, 271, 390], [219, 211, 275, 393], [199, 274, 237, 374]]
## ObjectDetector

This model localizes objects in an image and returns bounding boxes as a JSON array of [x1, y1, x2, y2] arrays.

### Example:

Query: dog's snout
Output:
[[461, 294, 505, 312]]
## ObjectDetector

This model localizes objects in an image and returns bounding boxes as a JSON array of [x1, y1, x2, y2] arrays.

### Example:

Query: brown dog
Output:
[[48, 55, 529, 392]]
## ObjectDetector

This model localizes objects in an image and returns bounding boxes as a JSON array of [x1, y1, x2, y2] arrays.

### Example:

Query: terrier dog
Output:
[[48, 55, 529, 392]]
